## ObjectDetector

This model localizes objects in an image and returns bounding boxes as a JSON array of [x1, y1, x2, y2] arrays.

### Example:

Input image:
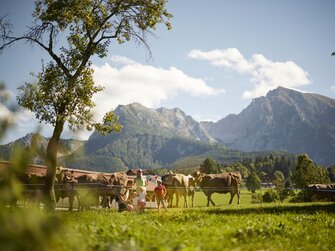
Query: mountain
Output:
[[63, 103, 224, 172], [0, 133, 84, 164], [88, 103, 215, 144], [203, 86, 335, 165]]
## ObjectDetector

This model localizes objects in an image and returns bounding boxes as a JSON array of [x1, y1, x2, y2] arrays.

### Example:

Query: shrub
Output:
[[251, 193, 263, 204], [263, 189, 279, 203], [289, 191, 305, 203]]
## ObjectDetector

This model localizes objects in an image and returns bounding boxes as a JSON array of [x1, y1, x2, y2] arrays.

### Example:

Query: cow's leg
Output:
[[237, 189, 240, 204], [76, 192, 81, 211], [191, 192, 195, 207], [169, 193, 173, 207], [184, 189, 189, 208], [229, 192, 235, 204], [184, 193, 189, 208], [68, 192, 74, 211], [207, 193, 215, 206], [209, 195, 215, 206]]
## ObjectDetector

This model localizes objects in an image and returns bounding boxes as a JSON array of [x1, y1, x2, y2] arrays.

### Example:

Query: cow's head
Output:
[[188, 175, 196, 187], [161, 173, 174, 186], [192, 171, 204, 185]]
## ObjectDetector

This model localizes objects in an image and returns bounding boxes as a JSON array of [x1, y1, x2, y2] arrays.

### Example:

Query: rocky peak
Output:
[[110, 103, 216, 143], [205, 86, 335, 165]]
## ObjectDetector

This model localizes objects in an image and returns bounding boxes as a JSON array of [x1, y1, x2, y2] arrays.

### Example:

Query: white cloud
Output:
[[91, 57, 224, 121], [3, 57, 225, 142], [331, 85, 335, 94], [110, 55, 136, 65], [188, 48, 310, 99], [0, 103, 12, 120]]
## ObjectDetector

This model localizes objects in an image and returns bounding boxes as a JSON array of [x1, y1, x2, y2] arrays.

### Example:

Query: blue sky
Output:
[[0, 0, 335, 143]]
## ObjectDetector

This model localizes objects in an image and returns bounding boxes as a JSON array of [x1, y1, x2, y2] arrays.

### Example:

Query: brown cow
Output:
[[74, 173, 110, 210], [192, 171, 242, 206], [55, 170, 80, 211], [103, 172, 129, 209], [305, 184, 335, 202], [18, 173, 46, 208]]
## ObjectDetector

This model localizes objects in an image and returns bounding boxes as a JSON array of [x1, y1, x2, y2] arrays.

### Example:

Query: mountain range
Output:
[[203, 87, 335, 165], [1, 86, 334, 171]]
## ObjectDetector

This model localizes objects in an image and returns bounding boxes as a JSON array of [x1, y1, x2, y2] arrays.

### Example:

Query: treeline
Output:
[[174, 154, 335, 185]]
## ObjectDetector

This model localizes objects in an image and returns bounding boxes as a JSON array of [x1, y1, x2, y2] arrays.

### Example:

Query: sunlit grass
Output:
[[54, 198, 335, 251]]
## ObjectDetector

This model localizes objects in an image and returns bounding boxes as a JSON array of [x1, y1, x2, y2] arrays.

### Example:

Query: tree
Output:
[[292, 154, 330, 189], [273, 170, 289, 202], [200, 158, 218, 174], [1, 0, 172, 210], [328, 166, 335, 182], [246, 172, 261, 193]]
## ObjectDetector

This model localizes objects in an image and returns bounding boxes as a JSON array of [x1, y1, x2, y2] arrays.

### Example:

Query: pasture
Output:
[[51, 191, 335, 251]]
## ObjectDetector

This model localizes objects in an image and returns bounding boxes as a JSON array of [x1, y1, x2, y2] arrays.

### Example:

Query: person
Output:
[[137, 186, 146, 212], [154, 179, 167, 212], [135, 169, 148, 192], [131, 191, 138, 212]]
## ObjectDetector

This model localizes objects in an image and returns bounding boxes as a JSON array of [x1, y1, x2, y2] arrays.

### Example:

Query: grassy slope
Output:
[[54, 191, 335, 251]]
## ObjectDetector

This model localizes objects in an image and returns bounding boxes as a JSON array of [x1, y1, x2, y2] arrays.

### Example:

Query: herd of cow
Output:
[[0, 161, 243, 211], [1, 161, 334, 211]]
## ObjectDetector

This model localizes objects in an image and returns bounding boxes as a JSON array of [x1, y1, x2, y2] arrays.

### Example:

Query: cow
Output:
[[73, 173, 111, 210], [305, 184, 335, 202], [55, 170, 80, 211], [12, 172, 46, 209], [57, 170, 129, 211], [161, 174, 176, 208], [192, 171, 242, 206], [102, 172, 129, 209], [22, 173, 46, 208], [162, 173, 193, 208]]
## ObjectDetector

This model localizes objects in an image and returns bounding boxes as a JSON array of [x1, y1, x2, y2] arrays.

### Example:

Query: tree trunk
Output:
[[44, 120, 64, 211]]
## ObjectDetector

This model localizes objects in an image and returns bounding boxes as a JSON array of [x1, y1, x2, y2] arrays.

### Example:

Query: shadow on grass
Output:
[[204, 203, 335, 215]]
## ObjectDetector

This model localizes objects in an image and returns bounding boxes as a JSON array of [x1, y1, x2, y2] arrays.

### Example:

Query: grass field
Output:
[[49, 191, 335, 251]]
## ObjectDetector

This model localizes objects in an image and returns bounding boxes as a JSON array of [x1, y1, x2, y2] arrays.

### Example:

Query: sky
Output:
[[0, 0, 335, 144]]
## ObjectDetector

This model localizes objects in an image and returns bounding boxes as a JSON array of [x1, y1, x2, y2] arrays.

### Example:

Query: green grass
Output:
[[51, 191, 335, 251]]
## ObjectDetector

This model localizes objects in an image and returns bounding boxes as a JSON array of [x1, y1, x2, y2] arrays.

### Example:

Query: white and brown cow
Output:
[[162, 173, 195, 208], [192, 171, 242, 206]]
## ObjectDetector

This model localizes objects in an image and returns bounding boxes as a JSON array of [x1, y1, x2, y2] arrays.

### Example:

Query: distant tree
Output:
[[0, 0, 172, 211], [328, 166, 335, 182], [200, 158, 218, 174], [274, 170, 285, 182], [235, 165, 249, 178], [246, 172, 261, 193], [292, 154, 330, 189], [273, 170, 290, 202]]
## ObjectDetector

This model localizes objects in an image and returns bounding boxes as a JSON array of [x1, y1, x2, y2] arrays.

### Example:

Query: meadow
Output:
[[51, 191, 335, 251]]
